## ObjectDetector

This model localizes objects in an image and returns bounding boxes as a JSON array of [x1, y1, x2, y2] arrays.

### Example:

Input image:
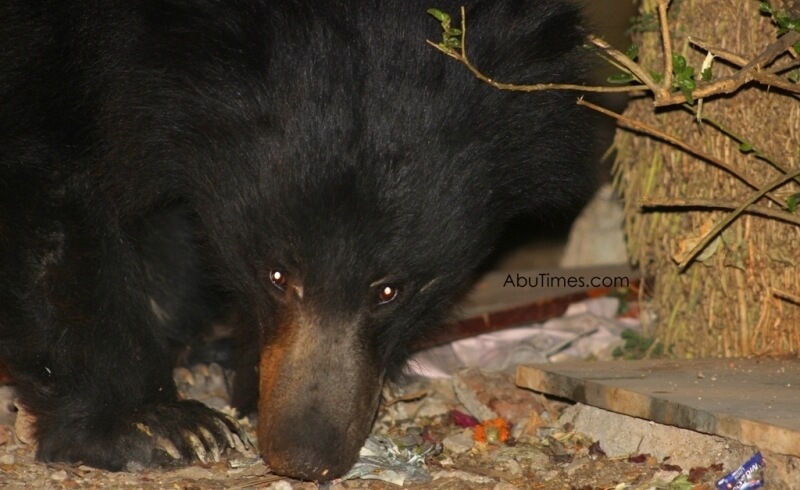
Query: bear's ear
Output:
[[462, 0, 592, 85], [432, 0, 600, 223]]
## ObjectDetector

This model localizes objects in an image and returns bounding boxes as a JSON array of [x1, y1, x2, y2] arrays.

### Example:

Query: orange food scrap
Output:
[[473, 418, 510, 444]]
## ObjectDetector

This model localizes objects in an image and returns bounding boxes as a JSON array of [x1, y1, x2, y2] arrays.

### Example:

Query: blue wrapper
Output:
[[715, 452, 765, 490]]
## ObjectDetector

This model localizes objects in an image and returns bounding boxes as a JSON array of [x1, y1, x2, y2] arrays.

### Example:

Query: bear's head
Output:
[[247, 159, 499, 480]]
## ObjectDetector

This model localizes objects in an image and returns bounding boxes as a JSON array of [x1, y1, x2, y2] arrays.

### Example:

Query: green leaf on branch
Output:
[[679, 77, 696, 104], [626, 44, 640, 61], [673, 53, 687, 72], [759, 1, 800, 35], [788, 192, 800, 213], [607, 72, 636, 83], [426, 8, 449, 23], [672, 54, 697, 103], [427, 8, 463, 50]]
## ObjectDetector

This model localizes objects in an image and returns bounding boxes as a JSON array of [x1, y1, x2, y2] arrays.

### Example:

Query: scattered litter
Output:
[[338, 433, 442, 486], [715, 452, 765, 490], [408, 297, 639, 378], [451, 409, 479, 428]]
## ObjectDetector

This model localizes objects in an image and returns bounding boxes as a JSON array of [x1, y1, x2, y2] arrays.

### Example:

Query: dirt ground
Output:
[[0, 365, 730, 490]]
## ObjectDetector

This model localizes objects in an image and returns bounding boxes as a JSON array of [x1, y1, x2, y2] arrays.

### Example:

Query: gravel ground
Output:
[[0, 364, 732, 489]]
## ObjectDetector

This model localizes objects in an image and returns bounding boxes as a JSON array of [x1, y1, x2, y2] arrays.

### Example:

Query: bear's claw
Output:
[[197, 425, 222, 462], [34, 399, 254, 471], [183, 430, 209, 464], [221, 412, 257, 451], [153, 434, 182, 461]]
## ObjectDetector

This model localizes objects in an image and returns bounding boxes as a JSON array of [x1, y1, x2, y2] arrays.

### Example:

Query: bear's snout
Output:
[[257, 308, 382, 480]]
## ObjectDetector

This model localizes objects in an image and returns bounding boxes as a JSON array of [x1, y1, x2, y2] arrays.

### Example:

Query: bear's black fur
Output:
[[0, 0, 597, 480]]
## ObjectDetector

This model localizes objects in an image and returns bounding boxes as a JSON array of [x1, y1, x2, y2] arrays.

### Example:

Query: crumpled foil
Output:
[[335, 433, 442, 486]]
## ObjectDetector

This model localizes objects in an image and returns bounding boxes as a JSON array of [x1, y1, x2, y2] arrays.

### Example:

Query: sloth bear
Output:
[[0, 0, 596, 481]]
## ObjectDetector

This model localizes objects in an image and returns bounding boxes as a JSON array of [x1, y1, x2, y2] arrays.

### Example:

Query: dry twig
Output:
[[675, 168, 800, 270], [658, 0, 674, 93], [427, 6, 800, 105], [425, 7, 648, 94], [639, 198, 800, 227], [576, 99, 789, 209]]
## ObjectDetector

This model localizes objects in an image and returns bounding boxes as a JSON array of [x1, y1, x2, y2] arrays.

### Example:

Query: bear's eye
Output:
[[377, 285, 398, 304], [269, 270, 287, 291]]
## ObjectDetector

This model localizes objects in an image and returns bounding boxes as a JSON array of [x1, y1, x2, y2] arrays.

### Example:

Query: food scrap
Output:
[[473, 418, 510, 444]]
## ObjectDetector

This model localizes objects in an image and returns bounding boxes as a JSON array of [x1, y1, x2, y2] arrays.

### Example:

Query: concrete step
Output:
[[516, 358, 800, 457]]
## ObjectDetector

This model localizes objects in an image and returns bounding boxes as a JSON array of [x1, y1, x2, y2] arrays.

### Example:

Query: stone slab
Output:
[[516, 358, 800, 457]]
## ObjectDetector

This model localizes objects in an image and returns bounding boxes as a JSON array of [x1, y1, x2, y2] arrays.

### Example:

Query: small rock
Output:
[[0, 454, 15, 465], [167, 466, 216, 479], [414, 397, 452, 418], [492, 483, 519, 490], [266, 481, 293, 490], [506, 459, 522, 476], [431, 469, 495, 484], [511, 421, 526, 440], [452, 370, 498, 421], [564, 456, 590, 476], [502, 459, 523, 476], [526, 451, 551, 472], [520, 410, 548, 438], [438, 456, 454, 467], [453, 369, 546, 424], [228, 459, 269, 476], [125, 461, 145, 472], [442, 429, 475, 455], [50, 470, 68, 481], [650, 469, 682, 484], [537, 469, 559, 481]]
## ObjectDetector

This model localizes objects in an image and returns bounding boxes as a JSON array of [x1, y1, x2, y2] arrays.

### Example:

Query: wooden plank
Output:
[[516, 358, 800, 457]]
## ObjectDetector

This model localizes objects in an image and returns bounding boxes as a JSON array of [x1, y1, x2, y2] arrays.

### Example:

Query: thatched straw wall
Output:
[[614, 0, 800, 357]]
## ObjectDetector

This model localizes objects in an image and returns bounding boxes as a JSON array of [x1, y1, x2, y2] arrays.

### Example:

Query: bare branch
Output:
[[658, 0, 674, 91], [427, 9, 800, 104], [576, 99, 789, 209], [676, 168, 800, 270], [640, 198, 800, 227], [690, 36, 800, 96], [741, 30, 800, 72], [588, 35, 661, 93], [426, 19, 649, 94]]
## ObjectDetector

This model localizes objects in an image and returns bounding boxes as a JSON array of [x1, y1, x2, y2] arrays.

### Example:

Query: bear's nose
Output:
[[260, 409, 363, 481]]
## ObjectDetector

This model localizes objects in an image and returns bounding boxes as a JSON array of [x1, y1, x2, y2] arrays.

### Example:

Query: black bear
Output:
[[0, 0, 596, 481]]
